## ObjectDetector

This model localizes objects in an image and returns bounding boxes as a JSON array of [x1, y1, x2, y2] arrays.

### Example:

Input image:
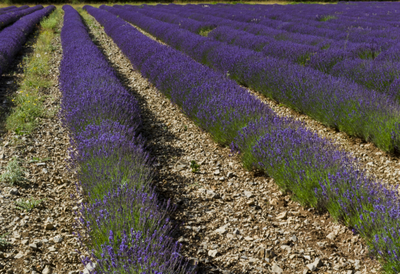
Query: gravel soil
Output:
[[83, 11, 382, 274], [0, 26, 85, 274]]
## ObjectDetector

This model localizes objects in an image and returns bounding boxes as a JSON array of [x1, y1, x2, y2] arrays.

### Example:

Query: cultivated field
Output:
[[0, 2, 400, 274]]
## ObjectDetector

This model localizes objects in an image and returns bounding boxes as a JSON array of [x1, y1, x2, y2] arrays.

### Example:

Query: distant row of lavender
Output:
[[204, 4, 400, 96], [133, 4, 400, 102], [0, 6, 17, 12], [237, 3, 400, 32], [186, 3, 400, 44], [209, 3, 400, 93], [152, 5, 397, 47], [198, 4, 400, 96], [136, 4, 380, 51], [59, 6, 191, 274], [0, 5, 53, 77], [0, 5, 27, 15], [0, 5, 43, 30], [134, 2, 400, 54], [102, 5, 400, 154], [86, 6, 400, 273]]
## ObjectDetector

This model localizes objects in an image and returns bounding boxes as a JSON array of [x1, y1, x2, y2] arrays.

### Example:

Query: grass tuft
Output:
[[190, 160, 200, 173], [0, 156, 24, 185], [198, 26, 215, 37], [15, 197, 44, 212], [318, 15, 337, 21], [0, 233, 10, 250]]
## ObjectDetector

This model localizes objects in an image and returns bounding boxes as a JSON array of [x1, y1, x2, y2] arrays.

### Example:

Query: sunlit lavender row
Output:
[[86, 5, 400, 273], [59, 6, 191, 274]]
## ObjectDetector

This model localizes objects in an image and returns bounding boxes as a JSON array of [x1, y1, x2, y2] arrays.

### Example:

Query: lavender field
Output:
[[1, 2, 400, 274]]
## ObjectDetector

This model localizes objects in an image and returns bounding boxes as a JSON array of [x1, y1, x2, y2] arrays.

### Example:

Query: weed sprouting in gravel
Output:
[[15, 197, 44, 212], [190, 160, 200, 173], [40, 13, 58, 29], [0, 156, 25, 185], [0, 233, 9, 249], [29, 156, 51, 163]]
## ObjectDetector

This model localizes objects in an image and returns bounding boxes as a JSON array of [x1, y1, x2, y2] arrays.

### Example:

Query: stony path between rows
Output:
[[0, 23, 85, 274], [83, 10, 381, 274]]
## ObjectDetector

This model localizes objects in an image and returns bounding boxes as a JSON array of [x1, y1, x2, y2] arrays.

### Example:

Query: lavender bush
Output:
[[85, 5, 274, 145], [85, 5, 400, 272], [60, 5, 191, 273]]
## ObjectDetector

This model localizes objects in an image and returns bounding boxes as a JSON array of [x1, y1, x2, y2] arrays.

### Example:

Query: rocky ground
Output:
[[0, 25, 86, 274], [82, 11, 384, 274]]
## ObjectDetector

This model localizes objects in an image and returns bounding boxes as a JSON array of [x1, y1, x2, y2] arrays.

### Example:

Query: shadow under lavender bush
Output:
[[60, 5, 191, 273]]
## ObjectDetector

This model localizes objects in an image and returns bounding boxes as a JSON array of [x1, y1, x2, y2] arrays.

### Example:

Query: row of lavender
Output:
[[153, 4, 395, 49], [210, 3, 400, 95], [86, 5, 400, 273], [0, 5, 54, 77], [232, 3, 400, 33], [190, 4, 400, 94], [195, 3, 400, 44], [192, 3, 400, 94], [133, 4, 400, 101], [0, 5, 42, 30], [102, 5, 400, 155], [59, 6, 190, 274], [0, 5, 27, 15], [0, 6, 17, 12], [133, 3, 392, 95]]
